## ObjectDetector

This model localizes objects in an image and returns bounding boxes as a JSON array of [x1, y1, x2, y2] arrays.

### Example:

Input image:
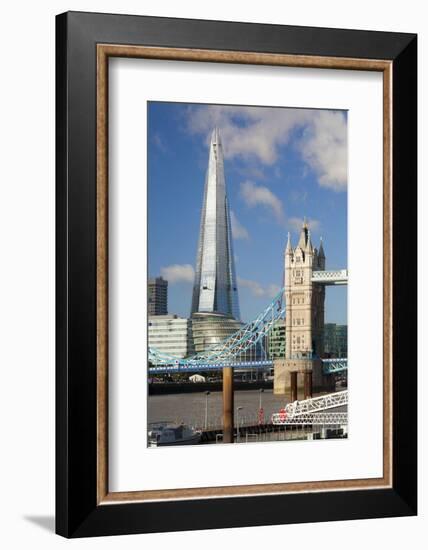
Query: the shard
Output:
[[191, 128, 240, 321]]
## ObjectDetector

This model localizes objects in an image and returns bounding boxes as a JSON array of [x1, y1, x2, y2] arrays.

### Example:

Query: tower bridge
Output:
[[149, 221, 347, 381]]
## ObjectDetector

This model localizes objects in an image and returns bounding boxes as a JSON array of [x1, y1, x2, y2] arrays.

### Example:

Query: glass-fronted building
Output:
[[148, 315, 194, 359], [324, 323, 348, 358], [267, 318, 286, 359], [191, 312, 242, 354]]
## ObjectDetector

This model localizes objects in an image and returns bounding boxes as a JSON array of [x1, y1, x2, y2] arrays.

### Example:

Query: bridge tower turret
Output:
[[318, 237, 326, 270]]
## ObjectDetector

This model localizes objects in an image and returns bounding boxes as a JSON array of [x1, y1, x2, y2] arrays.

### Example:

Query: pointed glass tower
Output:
[[191, 128, 240, 320]]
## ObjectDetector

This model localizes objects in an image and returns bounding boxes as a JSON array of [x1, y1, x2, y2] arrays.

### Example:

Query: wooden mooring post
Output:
[[290, 371, 298, 402], [304, 371, 313, 400], [222, 367, 234, 443]]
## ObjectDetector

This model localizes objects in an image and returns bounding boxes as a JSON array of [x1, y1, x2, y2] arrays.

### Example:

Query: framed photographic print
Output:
[[56, 11, 417, 537]]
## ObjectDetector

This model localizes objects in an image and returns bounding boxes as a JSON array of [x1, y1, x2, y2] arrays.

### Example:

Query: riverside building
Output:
[[268, 319, 286, 359], [324, 323, 348, 358], [148, 276, 168, 316], [148, 315, 194, 359]]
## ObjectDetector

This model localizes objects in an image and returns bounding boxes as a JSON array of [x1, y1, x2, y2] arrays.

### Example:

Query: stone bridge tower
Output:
[[274, 221, 332, 396]]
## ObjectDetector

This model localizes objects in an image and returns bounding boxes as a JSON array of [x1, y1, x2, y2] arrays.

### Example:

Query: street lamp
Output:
[[204, 391, 210, 429], [236, 406, 244, 442], [258, 388, 265, 425]]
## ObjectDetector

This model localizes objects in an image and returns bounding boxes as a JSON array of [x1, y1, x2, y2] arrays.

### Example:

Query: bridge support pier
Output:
[[222, 367, 234, 443], [290, 371, 298, 402], [274, 358, 333, 395], [304, 371, 313, 399]]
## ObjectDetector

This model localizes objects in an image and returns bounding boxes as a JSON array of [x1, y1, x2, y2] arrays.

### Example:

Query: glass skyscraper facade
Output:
[[191, 128, 240, 320], [191, 312, 242, 354], [190, 128, 242, 353]]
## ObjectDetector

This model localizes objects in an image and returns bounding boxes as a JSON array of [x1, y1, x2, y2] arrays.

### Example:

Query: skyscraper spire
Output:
[[191, 128, 240, 320]]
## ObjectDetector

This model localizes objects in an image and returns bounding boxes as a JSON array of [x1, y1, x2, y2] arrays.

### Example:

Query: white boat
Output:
[[148, 423, 202, 447]]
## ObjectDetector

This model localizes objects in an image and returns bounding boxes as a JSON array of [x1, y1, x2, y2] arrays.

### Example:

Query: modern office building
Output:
[[190, 128, 242, 353], [148, 315, 194, 359], [335, 325, 348, 357], [191, 128, 240, 320], [267, 318, 286, 359], [324, 323, 348, 357], [148, 276, 168, 316], [191, 312, 242, 354]]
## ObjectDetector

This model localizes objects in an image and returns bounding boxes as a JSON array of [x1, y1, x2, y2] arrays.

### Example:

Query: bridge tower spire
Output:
[[318, 237, 325, 268], [275, 220, 329, 395]]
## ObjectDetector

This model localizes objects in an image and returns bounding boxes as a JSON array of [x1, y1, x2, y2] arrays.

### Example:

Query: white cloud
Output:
[[238, 277, 281, 299], [153, 132, 167, 153], [235, 165, 266, 181], [186, 105, 310, 165], [240, 180, 285, 224], [185, 105, 347, 191], [288, 217, 320, 233], [160, 264, 194, 284], [297, 111, 347, 190], [230, 210, 249, 240]]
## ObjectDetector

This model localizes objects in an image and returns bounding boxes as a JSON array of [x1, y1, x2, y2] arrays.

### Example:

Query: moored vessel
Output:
[[148, 422, 202, 447]]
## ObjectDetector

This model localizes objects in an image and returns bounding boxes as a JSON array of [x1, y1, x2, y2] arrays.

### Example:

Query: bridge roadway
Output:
[[149, 359, 272, 374], [311, 269, 348, 285], [149, 358, 348, 375]]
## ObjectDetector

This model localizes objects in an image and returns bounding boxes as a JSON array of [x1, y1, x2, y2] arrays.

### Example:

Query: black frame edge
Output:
[[391, 35, 418, 515], [55, 11, 418, 538], [71, 489, 415, 538], [64, 10, 416, 59], [56, 10, 100, 537], [55, 11, 69, 538]]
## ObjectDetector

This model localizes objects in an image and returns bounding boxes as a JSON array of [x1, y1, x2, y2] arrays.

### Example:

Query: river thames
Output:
[[148, 389, 292, 430]]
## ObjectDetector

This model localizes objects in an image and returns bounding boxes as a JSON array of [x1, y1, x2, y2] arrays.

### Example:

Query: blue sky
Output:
[[148, 102, 347, 324]]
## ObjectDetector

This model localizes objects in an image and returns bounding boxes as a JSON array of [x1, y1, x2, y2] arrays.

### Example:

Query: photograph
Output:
[[147, 102, 348, 447]]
